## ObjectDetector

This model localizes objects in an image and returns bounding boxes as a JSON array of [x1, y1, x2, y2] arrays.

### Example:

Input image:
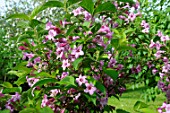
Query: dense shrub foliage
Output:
[[0, 0, 170, 113]]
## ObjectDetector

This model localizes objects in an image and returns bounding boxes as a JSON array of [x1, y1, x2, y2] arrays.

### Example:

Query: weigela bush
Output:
[[0, 0, 170, 112]]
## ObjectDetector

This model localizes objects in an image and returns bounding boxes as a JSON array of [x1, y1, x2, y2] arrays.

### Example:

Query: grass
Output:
[[108, 83, 166, 113]]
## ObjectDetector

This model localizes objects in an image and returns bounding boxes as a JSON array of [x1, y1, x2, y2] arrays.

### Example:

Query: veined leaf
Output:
[[30, 1, 64, 19], [7, 13, 30, 20], [79, 0, 94, 15], [94, 2, 117, 14]]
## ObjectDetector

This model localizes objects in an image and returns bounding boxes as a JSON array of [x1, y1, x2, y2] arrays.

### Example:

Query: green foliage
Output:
[[79, 0, 94, 15], [94, 2, 117, 14], [104, 68, 118, 80]]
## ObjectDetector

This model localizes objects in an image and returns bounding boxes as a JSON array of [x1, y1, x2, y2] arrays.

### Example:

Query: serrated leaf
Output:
[[73, 58, 83, 70], [2, 87, 22, 94], [79, 0, 94, 15], [30, 1, 64, 19], [94, 2, 117, 14], [133, 101, 149, 111], [7, 13, 30, 20], [0, 82, 13, 88], [32, 78, 57, 88], [104, 68, 118, 80]]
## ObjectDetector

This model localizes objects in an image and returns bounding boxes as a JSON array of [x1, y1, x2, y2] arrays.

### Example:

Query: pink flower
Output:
[[154, 50, 165, 59], [34, 57, 41, 64], [26, 76, 39, 87], [84, 83, 96, 95], [72, 7, 84, 16], [61, 72, 69, 79], [128, 13, 136, 21], [50, 89, 60, 97], [46, 22, 56, 30], [62, 59, 70, 70], [156, 30, 163, 37], [108, 58, 117, 68], [100, 97, 108, 107], [71, 45, 84, 58], [161, 35, 170, 42], [141, 20, 146, 27], [83, 11, 92, 21], [152, 68, 158, 75], [142, 28, 149, 33], [76, 75, 87, 86], [41, 94, 48, 107]]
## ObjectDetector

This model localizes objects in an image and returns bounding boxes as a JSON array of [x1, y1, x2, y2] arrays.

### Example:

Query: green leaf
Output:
[[2, 87, 22, 94], [133, 101, 149, 111], [7, 13, 30, 20], [94, 2, 117, 14], [83, 21, 91, 28], [66, 26, 77, 36], [95, 81, 106, 94], [118, 45, 136, 51], [29, 19, 42, 28], [32, 78, 57, 88], [14, 76, 26, 86], [59, 76, 75, 86], [84, 94, 96, 105], [73, 57, 83, 70], [67, 0, 80, 6], [0, 109, 10, 113], [39, 107, 54, 113], [30, 1, 64, 19], [35, 72, 51, 78], [19, 108, 36, 113], [91, 23, 101, 34], [117, 0, 134, 5], [111, 38, 119, 49], [79, 0, 94, 15], [0, 82, 13, 88], [104, 68, 118, 80]]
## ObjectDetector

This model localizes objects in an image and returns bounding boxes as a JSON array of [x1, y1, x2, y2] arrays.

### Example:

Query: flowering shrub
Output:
[[0, 0, 170, 113]]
